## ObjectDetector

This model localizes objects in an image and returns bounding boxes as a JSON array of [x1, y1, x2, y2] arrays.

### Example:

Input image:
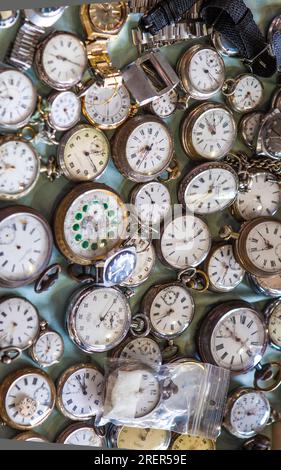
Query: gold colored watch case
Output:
[[225, 74, 264, 113], [30, 328, 64, 368], [170, 433, 216, 450], [80, 2, 128, 39], [13, 431, 49, 442], [0, 367, 56, 430], [56, 422, 106, 446]]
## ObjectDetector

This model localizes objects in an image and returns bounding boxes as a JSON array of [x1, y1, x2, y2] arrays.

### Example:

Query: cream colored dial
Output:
[[117, 427, 171, 450], [172, 434, 215, 450]]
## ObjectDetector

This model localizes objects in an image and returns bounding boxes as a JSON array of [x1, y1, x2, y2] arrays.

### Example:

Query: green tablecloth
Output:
[[0, 2, 280, 450]]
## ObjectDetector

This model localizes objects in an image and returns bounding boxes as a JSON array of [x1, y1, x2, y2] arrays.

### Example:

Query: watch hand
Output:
[[49, 53, 81, 67], [257, 230, 273, 249], [205, 118, 216, 135], [98, 300, 115, 324]]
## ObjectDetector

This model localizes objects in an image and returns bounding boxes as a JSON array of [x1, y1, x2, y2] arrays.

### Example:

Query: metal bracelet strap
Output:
[[86, 40, 123, 87], [129, 0, 161, 14], [200, 0, 276, 77], [6, 20, 45, 71]]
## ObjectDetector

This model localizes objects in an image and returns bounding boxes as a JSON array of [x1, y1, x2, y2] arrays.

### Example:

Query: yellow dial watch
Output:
[[171, 434, 216, 450]]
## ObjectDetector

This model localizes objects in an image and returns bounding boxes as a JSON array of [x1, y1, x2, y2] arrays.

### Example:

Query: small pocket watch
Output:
[[130, 181, 172, 227], [30, 325, 64, 368], [56, 422, 105, 447], [35, 31, 88, 90], [219, 216, 281, 277], [54, 182, 129, 265], [0, 367, 56, 430], [14, 431, 49, 442], [239, 111, 265, 149], [222, 74, 264, 113], [107, 424, 171, 450], [223, 388, 271, 439], [178, 162, 239, 215], [197, 300, 268, 374], [0, 205, 53, 288], [148, 89, 180, 118], [121, 235, 155, 287], [56, 363, 104, 421], [57, 124, 110, 182], [0, 10, 20, 29], [204, 243, 245, 293], [263, 299, 281, 351], [256, 109, 281, 159], [111, 336, 162, 369], [43, 90, 81, 132], [0, 68, 37, 131], [177, 44, 225, 100], [171, 434, 216, 450], [181, 102, 237, 161], [111, 115, 175, 183]]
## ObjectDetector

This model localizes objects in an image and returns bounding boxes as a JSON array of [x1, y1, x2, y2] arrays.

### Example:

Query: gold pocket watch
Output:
[[56, 422, 106, 447], [171, 434, 216, 450], [0, 367, 56, 430], [181, 102, 237, 161], [130, 181, 172, 228], [222, 74, 264, 113], [14, 431, 49, 442], [107, 424, 171, 450], [111, 115, 176, 183]]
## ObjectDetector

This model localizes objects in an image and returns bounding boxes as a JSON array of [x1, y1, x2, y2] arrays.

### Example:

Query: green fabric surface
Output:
[[0, 2, 280, 450]]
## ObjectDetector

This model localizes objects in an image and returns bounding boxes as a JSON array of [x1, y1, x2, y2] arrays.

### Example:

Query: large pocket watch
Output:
[[56, 422, 106, 447], [219, 216, 281, 277], [222, 74, 264, 113], [107, 424, 171, 450], [180, 102, 237, 161], [0, 367, 56, 430], [111, 115, 176, 183], [56, 363, 104, 421], [0, 205, 53, 288]]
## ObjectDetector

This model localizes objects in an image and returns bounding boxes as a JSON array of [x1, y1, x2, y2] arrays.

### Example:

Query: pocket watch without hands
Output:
[[239, 111, 265, 149], [107, 425, 171, 450], [223, 388, 271, 439], [111, 336, 162, 369], [35, 31, 87, 90], [56, 422, 105, 447], [223, 74, 264, 113], [54, 182, 128, 265], [263, 299, 281, 351], [130, 181, 172, 227], [197, 300, 268, 374], [171, 434, 216, 450], [178, 162, 239, 215], [0, 367, 56, 430], [112, 115, 175, 182], [0, 68, 37, 130], [181, 102, 237, 161], [0, 205, 53, 288], [56, 363, 104, 421], [121, 236, 155, 287]]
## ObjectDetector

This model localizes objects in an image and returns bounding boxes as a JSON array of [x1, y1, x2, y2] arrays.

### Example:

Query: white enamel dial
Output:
[[49, 91, 81, 131], [240, 111, 264, 148], [83, 82, 131, 129], [210, 307, 266, 371], [59, 366, 104, 420], [0, 140, 39, 198], [235, 173, 280, 220], [68, 287, 131, 352], [0, 212, 51, 285], [133, 181, 172, 226], [119, 337, 162, 368], [160, 215, 211, 269], [230, 391, 270, 437], [0, 70, 37, 128], [182, 165, 238, 214], [4, 371, 54, 428], [60, 126, 110, 182], [151, 89, 178, 118], [245, 220, 281, 274], [267, 303, 281, 348], [189, 48, 225, 94], [0, 297, 39, 350], [126, 121, 172, 176], [41, 33, 87, 88], [231, 75, 263, 112], [61, 425, 104, 447], [33, 331, 64, 367], [207, 244, 245, 292], [149, 284, 194, 338], [121, 237, 155, 287], [117, 427, 170, 450]]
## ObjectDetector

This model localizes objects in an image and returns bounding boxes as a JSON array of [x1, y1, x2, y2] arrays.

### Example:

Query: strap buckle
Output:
[[242, 44, 271, 73]]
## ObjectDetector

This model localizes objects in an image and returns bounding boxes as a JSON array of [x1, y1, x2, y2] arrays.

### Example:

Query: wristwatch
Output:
[[6, 8, 67, 71]]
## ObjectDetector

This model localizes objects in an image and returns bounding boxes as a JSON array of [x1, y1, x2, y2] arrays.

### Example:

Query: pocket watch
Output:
[[111, 115, 175, 183], [0, 205, 53, 288], [0, 10, 20, 29], [171, 434, 216, 450], [130, 181, 172, 227], [211, 31, 240, 58], [271, 87, 281, 109], [156, 214, 212, 270], [256, 109, 281, 159], [121, 235, 155, 287], [56, 422, 105, 447], [44, 91, 81, 132], [0, 367, 56, 430], [148, 89, 181, 119], [111, 336, 162, 369], [141, 281, 195, 340], [0, 68, 37, 131], [56, 363, 104, 421], [177, 45, 225, 100], [107, 424, 171, 450], [239, 111, 265, 149], [263, 299, 281, 351], [222, 74, 264, 113], [57, 124, 110, 182], [66, 285, 132, 353], [204, 243, 245, 293], [181, 103, 237, 161], [54, 182, 129, 265], [30, 325, 64, 368], [249, 272, 281, 298], [178, 162, 239, 215], [230, 172, 280, 221], [14, 431, 49, 442], [35, 31, 88, 91], [223, 388, 271, 439], [219, 217, 281, 277], [197, 300, 268, 374]]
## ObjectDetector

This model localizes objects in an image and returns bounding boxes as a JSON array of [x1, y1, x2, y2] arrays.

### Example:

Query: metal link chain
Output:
[[224, 152, 281, 180]]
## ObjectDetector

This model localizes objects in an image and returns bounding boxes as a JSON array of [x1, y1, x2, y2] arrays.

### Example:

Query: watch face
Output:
[[0, 70, 37, 129], [230, 75, 263, 112], [260, 112, 281, 159], [88, 2, 127, 34], [60, 425, 104, 447], [67, 287, 131, 352], [104, 248, 137, 286], [245, 219, 281, 274], [207, 244, 245, 292], [172, 434, 215, 450], [133, 181, 171, 226], [119, 337, 162, 368], [160, 215, 211, 269], [151, 89, 178, 118], [121, 237, 155, 287], [0, 140, 39, 199], [240, 111, 264, 148], [229, 391, 270, 438], [83, 82, 131, 129], [0, 297, 39, 350], [188, 47, 225, 95], [235, 173, 280, 220], [49, 91, 81, 131], [33, 331, 64, 367], [117, 427, 170, 450], [267, 301, 281, 348]]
